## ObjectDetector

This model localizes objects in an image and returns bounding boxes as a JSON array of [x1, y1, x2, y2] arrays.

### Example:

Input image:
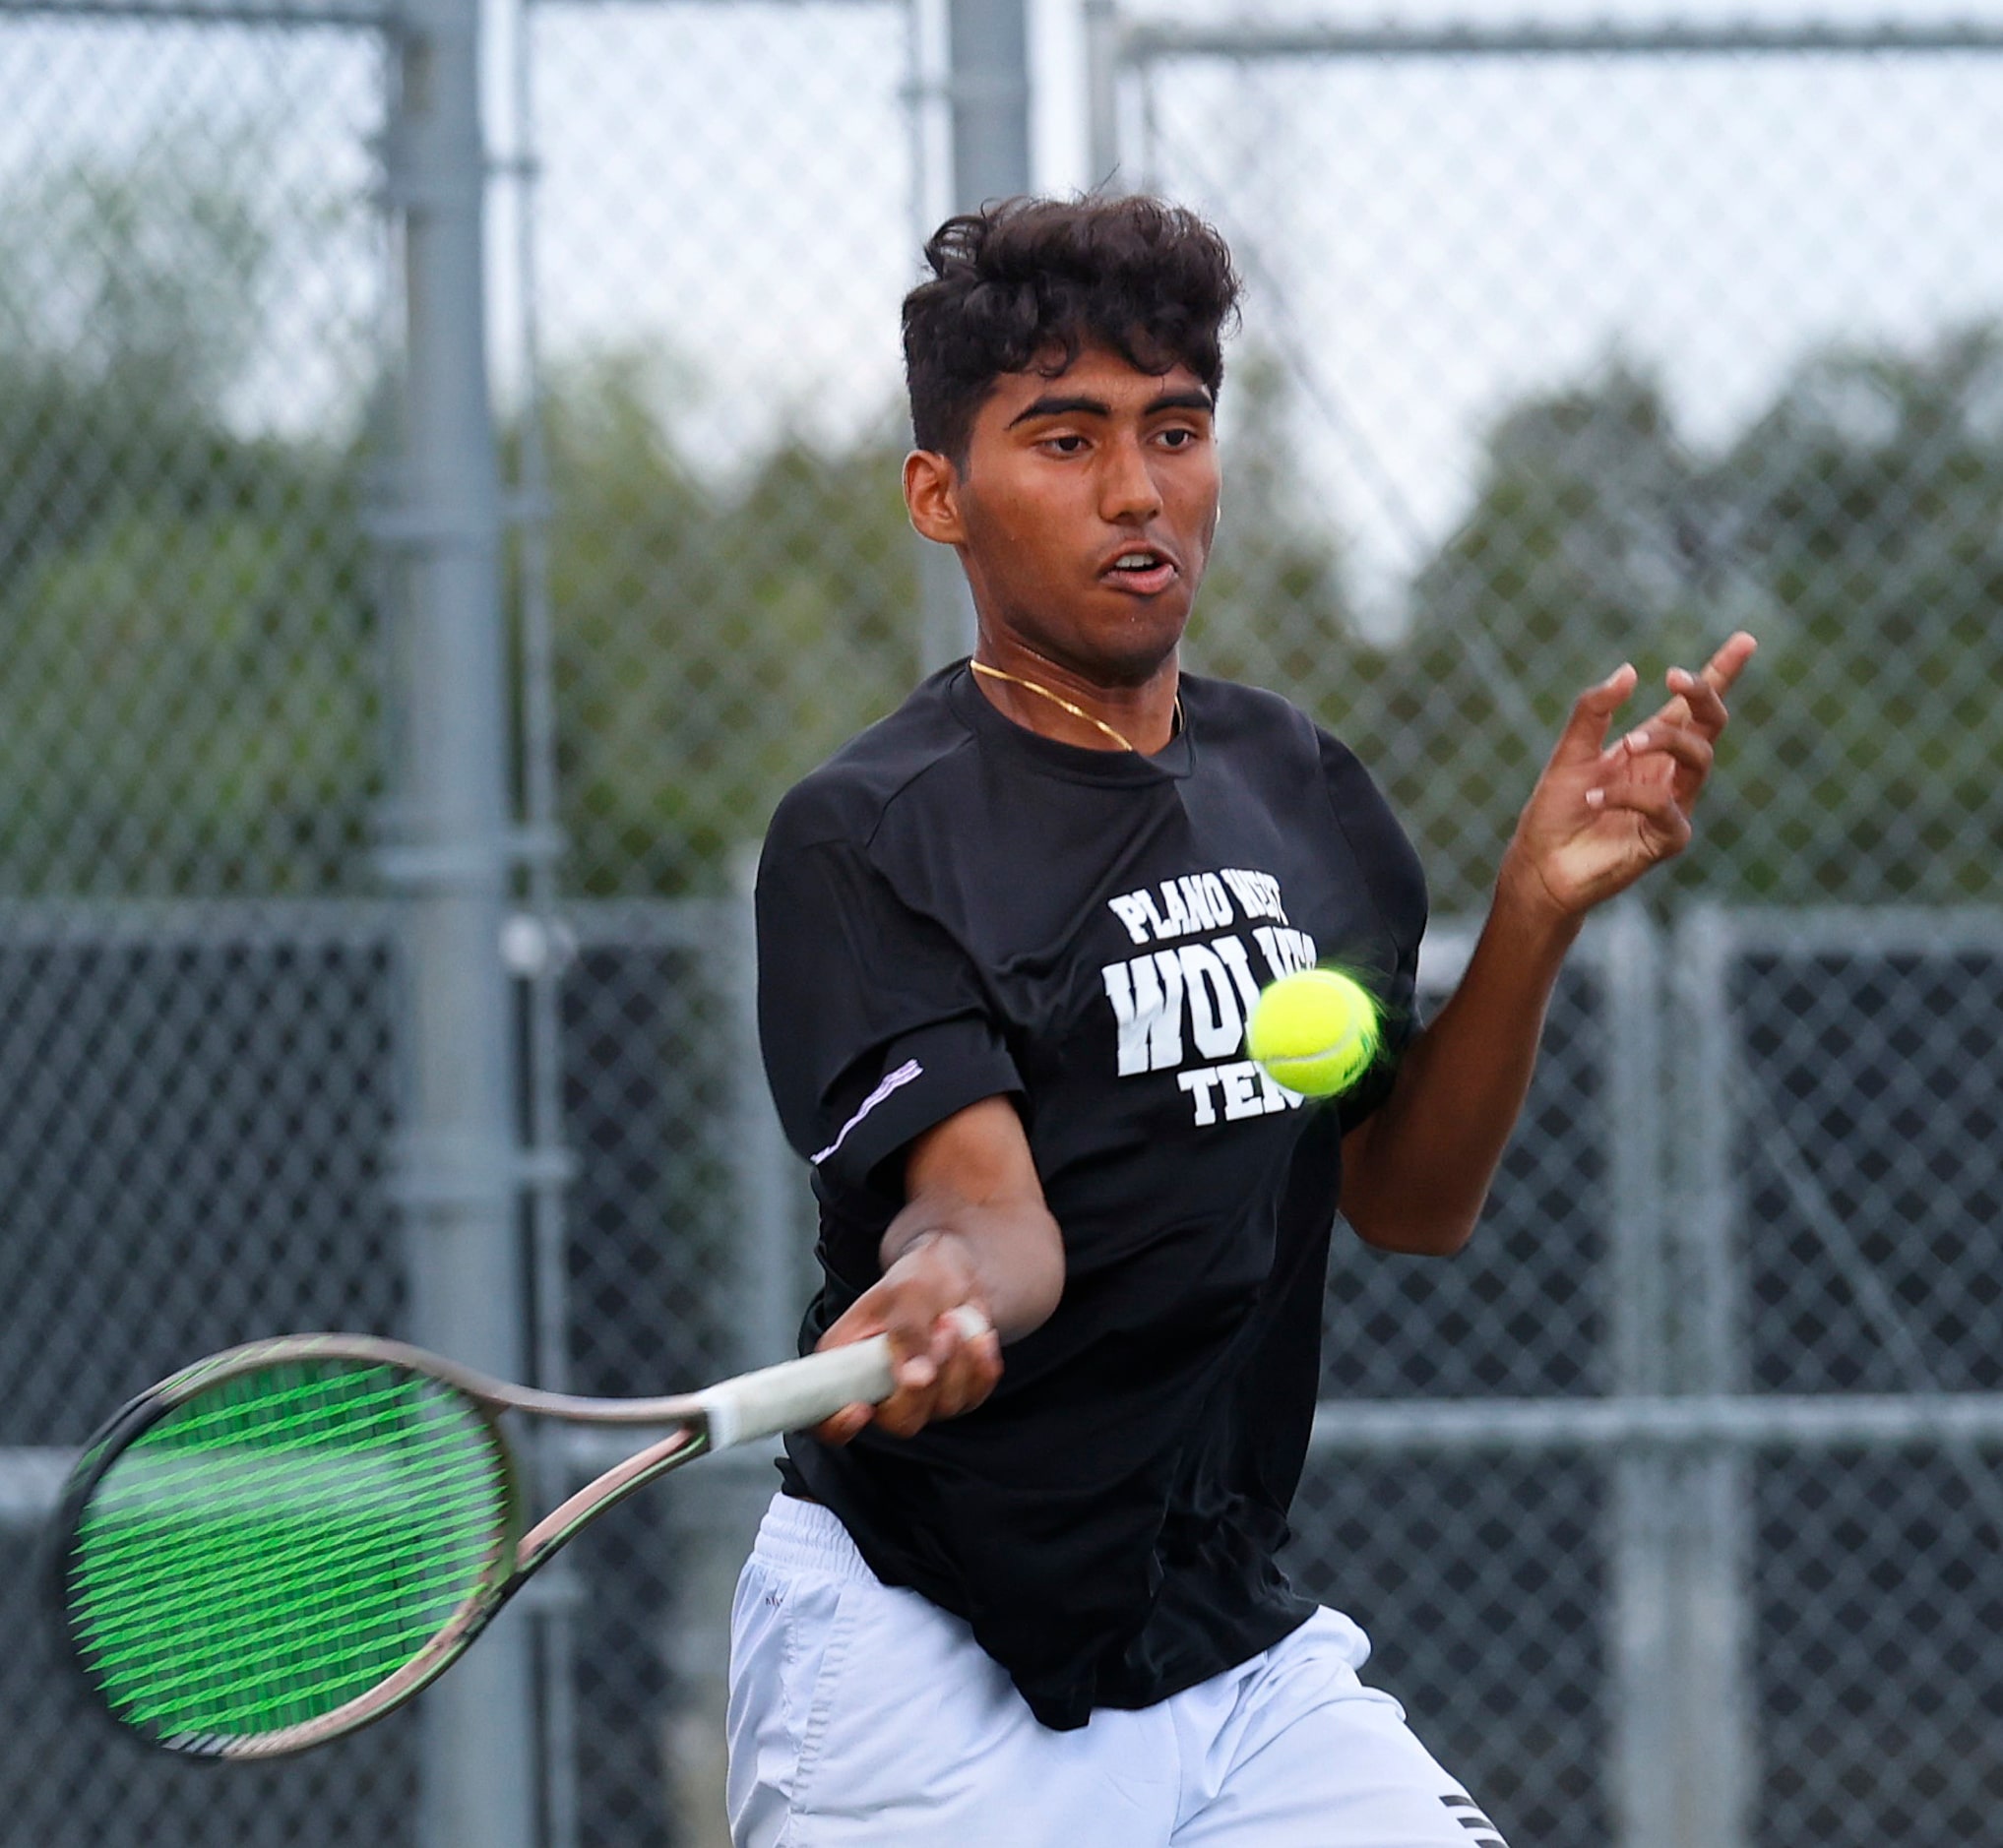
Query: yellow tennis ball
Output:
[[1244, 967, 1382, 1097]]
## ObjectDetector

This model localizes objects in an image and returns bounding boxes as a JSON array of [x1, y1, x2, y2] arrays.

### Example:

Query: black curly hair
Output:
[[902, 195, 1242, 463]]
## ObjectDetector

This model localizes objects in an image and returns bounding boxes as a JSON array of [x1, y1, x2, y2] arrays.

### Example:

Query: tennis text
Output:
[[1098, 869, 1318, 1124]]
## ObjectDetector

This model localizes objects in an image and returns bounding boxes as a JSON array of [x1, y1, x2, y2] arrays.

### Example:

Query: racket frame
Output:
[[50, 1326, 905, 1758], [52, 1336, 528, 1759]]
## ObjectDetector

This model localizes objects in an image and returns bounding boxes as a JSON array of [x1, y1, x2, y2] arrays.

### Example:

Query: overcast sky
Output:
[[7, 0, 2001, 631], [1028, 0, 2003, 625], [504, 0, 2003, 629]]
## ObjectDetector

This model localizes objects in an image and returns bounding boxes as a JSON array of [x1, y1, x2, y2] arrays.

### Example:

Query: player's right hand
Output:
[[811, 1236, 1003, 1445]]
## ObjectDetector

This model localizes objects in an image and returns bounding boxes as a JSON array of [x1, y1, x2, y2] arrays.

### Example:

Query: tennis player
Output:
[[730, 195, 1754, 1846]]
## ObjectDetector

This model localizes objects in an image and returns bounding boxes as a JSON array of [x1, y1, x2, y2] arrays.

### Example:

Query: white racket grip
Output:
[[695, 1307, 993, 1452]]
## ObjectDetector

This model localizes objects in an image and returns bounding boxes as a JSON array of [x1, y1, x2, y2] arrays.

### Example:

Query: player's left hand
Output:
[[1499, 631, 1757, 924]]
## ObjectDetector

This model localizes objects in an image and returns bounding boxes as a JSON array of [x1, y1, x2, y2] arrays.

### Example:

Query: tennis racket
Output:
[[50, 1317, 976, 1759]]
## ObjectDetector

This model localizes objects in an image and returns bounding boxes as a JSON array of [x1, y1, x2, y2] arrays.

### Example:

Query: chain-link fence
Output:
[[1111, 10, 2003, 917], [517, 5, 923, 1839], [0, 5, 407, 1842], [2, 0, 920, 1842], [5, 1, 2003, 1845], [1103, 17, 2003, 1846]]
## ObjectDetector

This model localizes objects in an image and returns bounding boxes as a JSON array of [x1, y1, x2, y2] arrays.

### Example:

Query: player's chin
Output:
[[1088, 585, 1194, 661]]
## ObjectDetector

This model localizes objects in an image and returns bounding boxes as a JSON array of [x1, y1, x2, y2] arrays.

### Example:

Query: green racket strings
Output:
[[66, 1361, 509, 1743]]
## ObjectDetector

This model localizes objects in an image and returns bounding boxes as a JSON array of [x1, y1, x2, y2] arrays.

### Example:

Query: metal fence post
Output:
[[380, 0, 537, 1840], [660, 869, 804, 1848], [1601, 903, 1682, 1848], [915, 0, 1033, 674], [1667, 904, 1754, 1848], [1083, 0, 1124, 191], [947, 0, 1032, 211]]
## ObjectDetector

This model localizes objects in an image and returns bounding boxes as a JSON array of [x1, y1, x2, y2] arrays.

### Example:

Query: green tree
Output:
[[0, 505, 376, 893], [0, 154, 378, 897], [541, 346, 918, 895], [1395, 331, 2003, 908], [0, 148, 284, 583], [1714, 326, 2003, 900], [1182, 346, 1374, 705], [1392, 361, 1732, 907]]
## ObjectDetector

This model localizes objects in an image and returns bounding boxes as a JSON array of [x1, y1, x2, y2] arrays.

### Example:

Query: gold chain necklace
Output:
[[970, 659, 1180, 754]]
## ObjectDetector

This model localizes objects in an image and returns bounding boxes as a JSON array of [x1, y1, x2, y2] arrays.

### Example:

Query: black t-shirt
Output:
[[755, 662, 1427, 1731]]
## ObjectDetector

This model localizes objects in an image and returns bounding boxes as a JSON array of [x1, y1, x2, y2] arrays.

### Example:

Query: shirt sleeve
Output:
[[755, 824, 1023, 1213], [1316, 728, 1430, 1135]]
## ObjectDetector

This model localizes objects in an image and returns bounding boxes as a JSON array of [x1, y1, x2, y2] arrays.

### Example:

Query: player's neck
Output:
[[969, 645, 1180, 755]]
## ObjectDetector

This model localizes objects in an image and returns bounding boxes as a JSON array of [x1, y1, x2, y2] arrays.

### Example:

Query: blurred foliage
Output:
[[0, 154, 273, 425], [1397, 328, 2003, 909], [537, 345, 918, 896], [0, 157, 376, 897], [0, 503, 375, 894], [3, 155, 1999, 907], [1714, 328, 2003, 903], [0, 157, 283, 598], [1186, 347, 1364, 688]]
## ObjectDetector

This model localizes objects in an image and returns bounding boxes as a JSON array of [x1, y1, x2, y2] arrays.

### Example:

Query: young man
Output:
[[730, 196, 1754, 1846]]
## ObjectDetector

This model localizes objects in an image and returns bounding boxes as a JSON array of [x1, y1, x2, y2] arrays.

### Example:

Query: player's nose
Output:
[[1097, 433, 1163, 523]]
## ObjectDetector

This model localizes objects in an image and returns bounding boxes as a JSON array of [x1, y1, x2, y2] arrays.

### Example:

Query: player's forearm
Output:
[[1339, 865, 1579, 1255], [812, 1169, 1056, 1444], [870, 1092, 1067, 1343], [811, 1097, 1061, 1442]]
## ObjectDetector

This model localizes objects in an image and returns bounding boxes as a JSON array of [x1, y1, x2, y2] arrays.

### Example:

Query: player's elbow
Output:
[[1339, 1125, 1488, 1256], [1343, 1197, 1480, 1258]]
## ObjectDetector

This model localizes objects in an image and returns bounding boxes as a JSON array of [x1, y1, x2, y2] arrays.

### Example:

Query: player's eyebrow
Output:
[[1006, 388, 1215, 429], [1144, 389, 1217, 417]]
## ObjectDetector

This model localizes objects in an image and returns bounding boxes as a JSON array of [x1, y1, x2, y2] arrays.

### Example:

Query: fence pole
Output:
[[947, 0, 1031, 209], [1668, 905, 1754, 1848], [1601, 903, 1682, 1848], [916, 0, 1033, 673], [380, 0, 537, 1840], [1083, 0, 1123, 191]]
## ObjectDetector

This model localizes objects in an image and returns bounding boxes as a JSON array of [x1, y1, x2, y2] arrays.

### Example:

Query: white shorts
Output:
[[725, 1493, 1511, 1848]]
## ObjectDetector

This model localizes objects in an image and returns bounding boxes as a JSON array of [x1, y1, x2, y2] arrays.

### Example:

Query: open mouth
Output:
[[1102, 547, 1178, 593]]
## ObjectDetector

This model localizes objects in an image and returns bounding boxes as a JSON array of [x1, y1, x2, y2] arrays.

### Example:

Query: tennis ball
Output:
[[1244, 967, 1382, 1098]]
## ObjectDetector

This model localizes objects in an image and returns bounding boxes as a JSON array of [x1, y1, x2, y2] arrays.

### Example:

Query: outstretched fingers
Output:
[[1702, 629, 1760, 693], [1655, 632, 1757, 736], [1631, 632, 1755, 806], [1510, 637, 1756, 919], [1554, 662, 1639, 766], [1599, 718, 1714, 788]]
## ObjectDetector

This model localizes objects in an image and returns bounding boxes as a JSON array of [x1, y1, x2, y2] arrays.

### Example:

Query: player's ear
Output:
[[904, 449, 966, 546]]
